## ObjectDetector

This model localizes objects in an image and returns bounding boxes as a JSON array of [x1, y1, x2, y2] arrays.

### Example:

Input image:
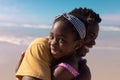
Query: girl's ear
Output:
[[74, 40, 83, 50]]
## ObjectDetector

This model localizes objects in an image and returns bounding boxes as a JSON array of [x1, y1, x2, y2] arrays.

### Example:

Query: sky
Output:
[[0, 0, 120, 28]]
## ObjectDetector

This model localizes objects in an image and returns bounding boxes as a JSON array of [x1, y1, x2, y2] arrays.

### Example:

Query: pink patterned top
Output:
[[58, 62, 80, 77]]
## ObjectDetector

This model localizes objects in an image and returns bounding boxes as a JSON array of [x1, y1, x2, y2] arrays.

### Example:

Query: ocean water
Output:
[[0, 25, 120, 52], [0, 26, 50, 45], [0, 25, 120, 48]]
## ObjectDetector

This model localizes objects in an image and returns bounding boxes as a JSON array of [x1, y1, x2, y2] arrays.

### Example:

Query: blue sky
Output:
[[0, 0, 120, 28]]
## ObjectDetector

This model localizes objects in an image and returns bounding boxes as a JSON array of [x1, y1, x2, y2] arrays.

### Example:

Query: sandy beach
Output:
[[0, 39, 120, 80], [87, 47, 120, 80], [0, 42, 27, 80]]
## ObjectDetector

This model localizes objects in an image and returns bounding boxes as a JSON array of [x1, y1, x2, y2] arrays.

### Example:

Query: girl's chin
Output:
[[51, 51, 60, 59]]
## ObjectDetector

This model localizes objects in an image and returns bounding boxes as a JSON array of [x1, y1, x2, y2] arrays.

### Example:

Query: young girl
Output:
[[50, 8, 101, 80], [16, 7, 101, 80], [49, 13, 86, 80]]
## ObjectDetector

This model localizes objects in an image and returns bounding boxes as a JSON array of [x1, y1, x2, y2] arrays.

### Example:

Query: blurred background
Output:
[[0, 0, 120, 80]]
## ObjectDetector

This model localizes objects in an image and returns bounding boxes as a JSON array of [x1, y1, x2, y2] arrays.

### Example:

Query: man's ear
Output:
[[74, 40, 83, 50]]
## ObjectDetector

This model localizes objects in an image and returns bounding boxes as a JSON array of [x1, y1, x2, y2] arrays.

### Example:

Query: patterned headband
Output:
[[55, 13, 86, 39]]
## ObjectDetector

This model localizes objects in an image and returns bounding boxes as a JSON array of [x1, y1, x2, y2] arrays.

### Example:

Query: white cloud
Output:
[[0, 13, 43, 24], [101, 14, 120, 25], [100, 25, 120, 31], [0, 23, 19, 27], [0, 14, 16, 21], [0, 22, 51, 29], [0, 6, 19, 12], [22, 24, 51, 28], [102, 14, 120, 21]]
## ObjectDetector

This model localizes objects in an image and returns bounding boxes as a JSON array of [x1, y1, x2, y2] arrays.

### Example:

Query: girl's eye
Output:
[[58, 38, 65, 43], [89, 33, 97, 39]]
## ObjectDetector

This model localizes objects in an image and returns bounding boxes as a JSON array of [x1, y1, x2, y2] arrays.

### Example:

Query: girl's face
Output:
[[49, 21, 81, 59], [85, 23, 99, 48]]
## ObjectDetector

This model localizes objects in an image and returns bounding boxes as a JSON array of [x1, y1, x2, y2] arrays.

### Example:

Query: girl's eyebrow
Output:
[[56, 34, 66, 38], [90, 32, 95, 36], [50, 31, 66, 38]]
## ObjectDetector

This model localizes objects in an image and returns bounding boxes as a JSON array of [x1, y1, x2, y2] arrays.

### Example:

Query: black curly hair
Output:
[[69, 7, 101, 27]]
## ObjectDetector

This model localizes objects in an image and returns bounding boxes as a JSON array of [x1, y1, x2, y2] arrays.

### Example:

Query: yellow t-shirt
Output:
[[16, 36, 52, 80]]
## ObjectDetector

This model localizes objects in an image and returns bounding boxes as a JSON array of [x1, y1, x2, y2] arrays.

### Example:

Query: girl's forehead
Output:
[[51, 21, 75, 36], [52, 21, 71, 32]]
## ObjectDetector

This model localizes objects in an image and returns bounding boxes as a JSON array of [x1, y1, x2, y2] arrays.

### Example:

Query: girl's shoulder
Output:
[[58, 62, 80, 77], [53, 62, 79, 80]]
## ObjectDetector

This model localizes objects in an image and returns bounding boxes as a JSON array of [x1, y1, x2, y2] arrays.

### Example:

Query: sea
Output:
[[0, 25, 120, 47], [0, 26, 51, 45]]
